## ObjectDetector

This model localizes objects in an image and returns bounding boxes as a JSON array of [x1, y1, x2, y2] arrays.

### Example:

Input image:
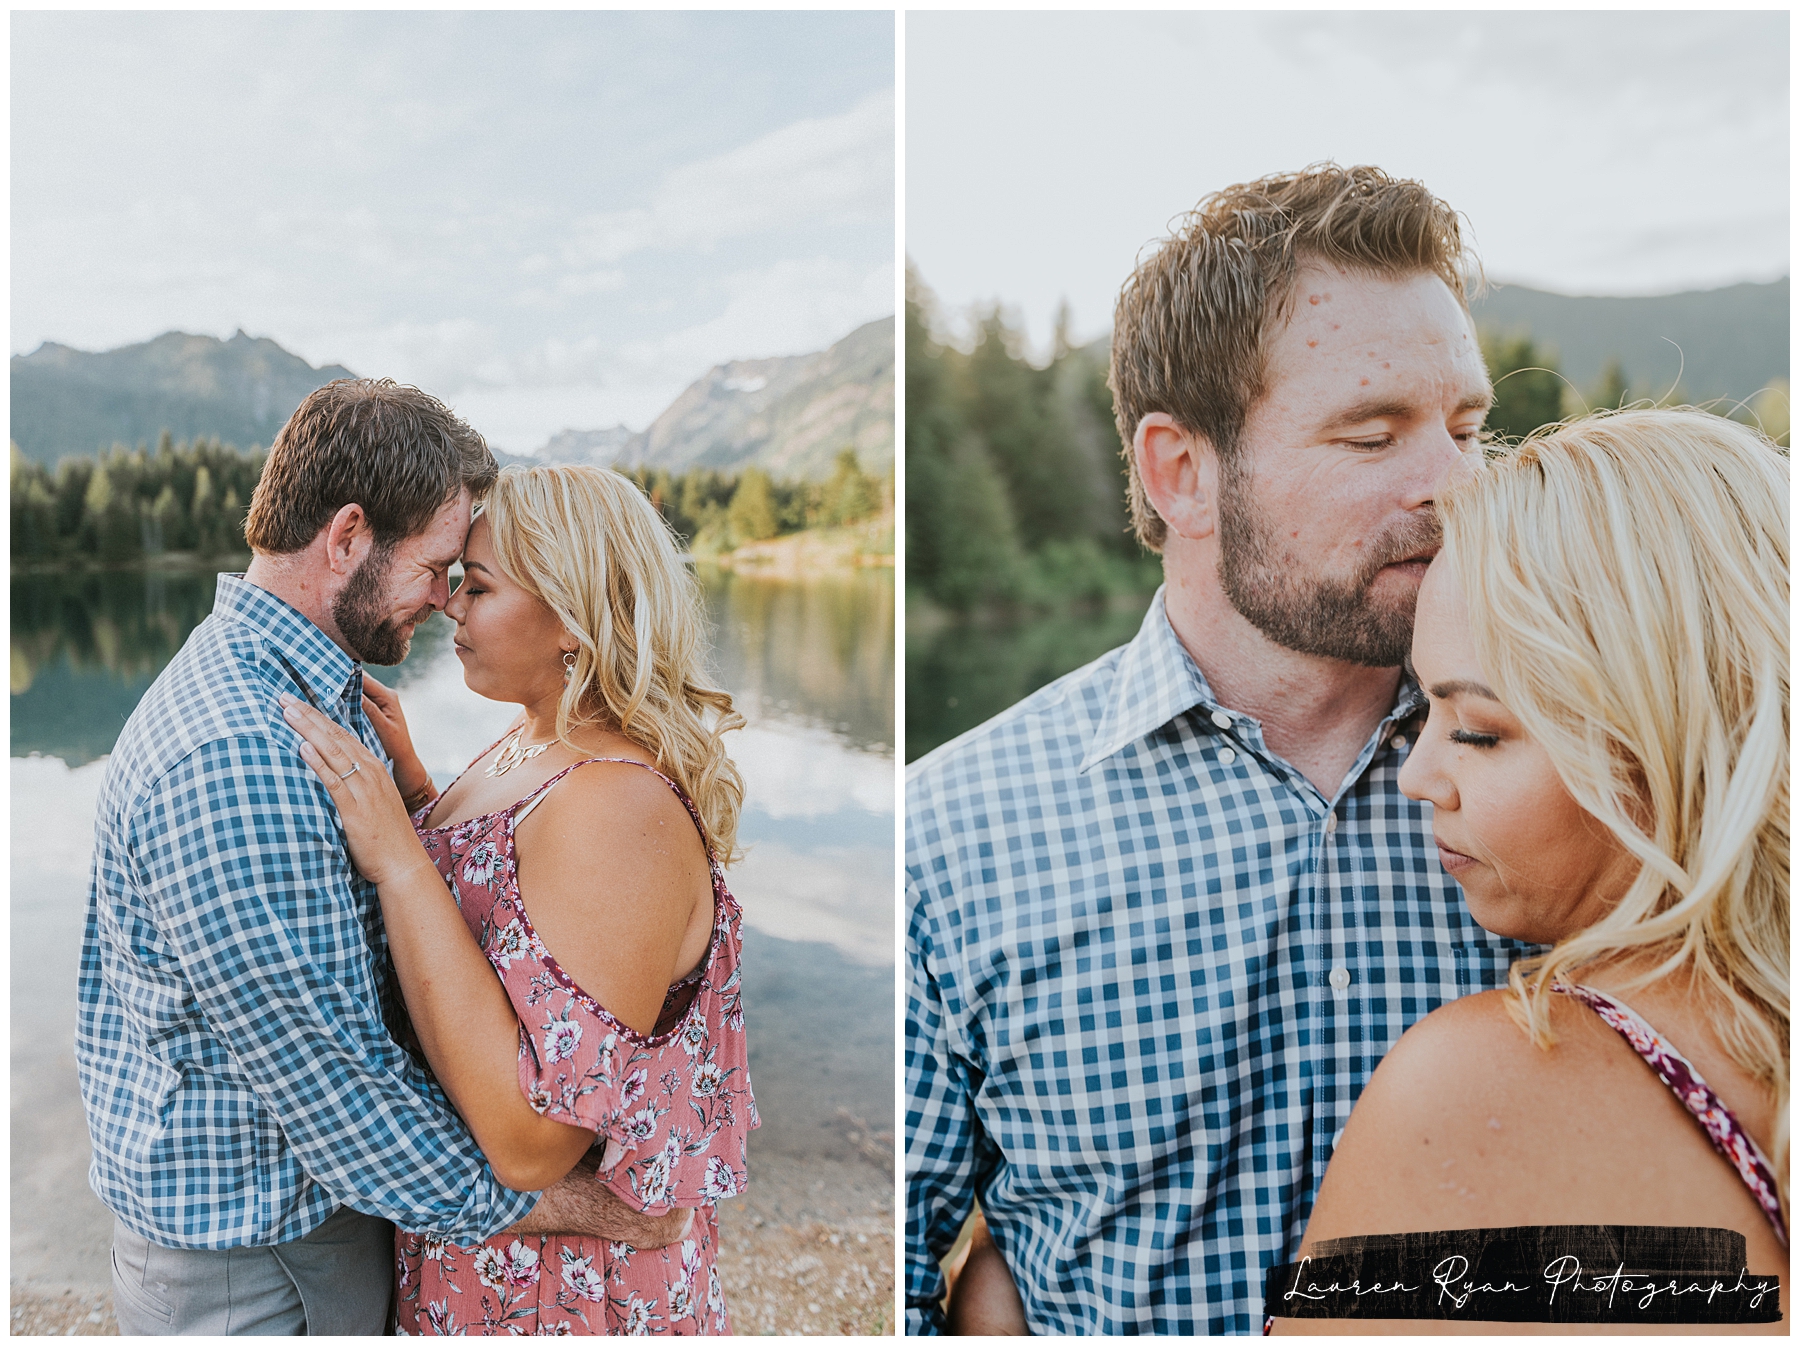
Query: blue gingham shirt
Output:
[[76, 573, 538, 1249], [905, 590, 1532, 1334]]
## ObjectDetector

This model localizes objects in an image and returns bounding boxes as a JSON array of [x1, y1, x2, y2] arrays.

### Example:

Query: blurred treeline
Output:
[[11, 434, 263, 565], [1479, 335, 1788, 447], [12, 433, 890, 567], [906, 266, 1789, 758], [906, 266, 1789, 617], [906, 269, 1160, 612], [621, 447, 891, 557]]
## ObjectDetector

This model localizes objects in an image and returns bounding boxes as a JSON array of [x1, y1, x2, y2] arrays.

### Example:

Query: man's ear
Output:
[[1134, 413, 1218, 541], [322, 503, 374, 577]]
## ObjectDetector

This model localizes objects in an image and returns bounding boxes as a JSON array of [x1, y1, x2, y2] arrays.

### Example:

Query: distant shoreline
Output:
[[695, 517, 895, 577], [10, 550, 253, 576], [11, 540, 897, 580]]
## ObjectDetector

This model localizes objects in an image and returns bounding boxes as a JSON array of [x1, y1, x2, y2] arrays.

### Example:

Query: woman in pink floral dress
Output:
[[286, 465, 755, 1334]]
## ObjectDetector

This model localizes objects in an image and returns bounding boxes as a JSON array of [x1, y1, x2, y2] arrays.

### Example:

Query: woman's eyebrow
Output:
[[1429, 678, 1502, 701]]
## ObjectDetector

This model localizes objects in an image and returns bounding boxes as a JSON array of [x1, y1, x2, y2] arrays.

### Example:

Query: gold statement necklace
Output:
[[487, 728, 555, 777]]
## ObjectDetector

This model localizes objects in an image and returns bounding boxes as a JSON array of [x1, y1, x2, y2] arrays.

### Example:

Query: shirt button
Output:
[[1210, 710, 1233, 730], [1391, 734, 1407, 749], [1329, 967, 1351, 990], [1325, 810, 1338, 834], [1218, 747, 1236, 765]]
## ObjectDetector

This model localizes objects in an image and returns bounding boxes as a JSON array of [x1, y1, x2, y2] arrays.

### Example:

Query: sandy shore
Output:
[[11, 1157, 892, 1337], [12, 760, 895, 1336], [12, 1055, 891, 1338], [715, 1153, 895, 1335]]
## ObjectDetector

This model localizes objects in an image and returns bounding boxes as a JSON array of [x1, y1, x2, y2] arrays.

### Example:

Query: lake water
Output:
[[11, 563, 895, 1290], [905, 593, 1155, 762]]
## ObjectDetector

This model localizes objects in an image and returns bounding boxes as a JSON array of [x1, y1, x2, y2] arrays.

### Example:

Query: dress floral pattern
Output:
[[1554, 981, 1786, 1247], [396, 756, 757, 1335]]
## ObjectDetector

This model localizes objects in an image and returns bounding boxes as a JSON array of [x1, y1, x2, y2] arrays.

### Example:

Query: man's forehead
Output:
[[1278, 266, 1473, 342], [404, 492, 474, 567], [1266, 268, 1487, 408]]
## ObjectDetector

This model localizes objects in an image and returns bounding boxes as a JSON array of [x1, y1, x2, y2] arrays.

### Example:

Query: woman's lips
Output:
[[1435, 839, 1478, 874]]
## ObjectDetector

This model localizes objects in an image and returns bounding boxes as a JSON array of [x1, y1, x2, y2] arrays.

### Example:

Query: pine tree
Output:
[[821, 448, 878, 526], [1481, 332, 1566, 442], [726, 468, 777, 544]]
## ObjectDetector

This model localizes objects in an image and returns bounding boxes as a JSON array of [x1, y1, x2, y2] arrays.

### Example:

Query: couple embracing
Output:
[[78, 379, 755, 1334], [906, 164, 1787, 1333]]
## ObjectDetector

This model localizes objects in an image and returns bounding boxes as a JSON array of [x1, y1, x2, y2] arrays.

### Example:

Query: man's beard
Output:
[[332, 541, 428, 666], [1216, 455, 1440, 668]]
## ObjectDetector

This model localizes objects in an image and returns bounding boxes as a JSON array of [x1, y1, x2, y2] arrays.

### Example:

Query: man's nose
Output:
[[1400, 425, 1469, 511]]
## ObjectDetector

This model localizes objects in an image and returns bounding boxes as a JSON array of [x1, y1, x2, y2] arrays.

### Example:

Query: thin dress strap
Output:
[[510, 756, 715, 864], [411, 724, 525, 825], [1555, 982, 1787, 1247]]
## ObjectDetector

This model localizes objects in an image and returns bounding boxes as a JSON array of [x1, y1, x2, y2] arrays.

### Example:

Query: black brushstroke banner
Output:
[[1265, 1226, 1780, 1324]]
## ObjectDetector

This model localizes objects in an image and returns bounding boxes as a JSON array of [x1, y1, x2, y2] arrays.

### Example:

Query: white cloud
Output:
[[568, 91, 894, 266], [327, 318, 509, 395], [909, 10, 1787, 351], [442, 256, 893, 446], [11, 12, 893, 441], [616, 256, 895, 381]]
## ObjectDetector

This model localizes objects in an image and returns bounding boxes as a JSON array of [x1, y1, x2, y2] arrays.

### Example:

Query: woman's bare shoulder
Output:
[[1300, 990, 1598, 1245], [519, 756, 708, 895], [511, 754, 712, 1034], [1346, 990, 1548, 1118]]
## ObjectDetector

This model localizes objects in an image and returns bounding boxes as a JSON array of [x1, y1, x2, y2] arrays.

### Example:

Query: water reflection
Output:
[[12, 570, 221, 765], [13, 566, 895, 763], [11, 564, 894, 1177], [906, 594, 1155, 762], [700, 565, 894, 753]]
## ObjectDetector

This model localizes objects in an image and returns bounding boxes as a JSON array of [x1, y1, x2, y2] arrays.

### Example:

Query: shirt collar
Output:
[[213, 572, 363, 710], [1078, 586, 1429, 775], [1079, 588, 1216, 774]]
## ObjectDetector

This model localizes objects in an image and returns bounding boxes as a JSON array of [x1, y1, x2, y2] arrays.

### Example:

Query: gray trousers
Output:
[[110, 1206, 395, 1335]]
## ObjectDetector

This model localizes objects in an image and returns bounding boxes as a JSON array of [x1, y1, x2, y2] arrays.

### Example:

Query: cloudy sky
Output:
[[13, 12, 894, 453], [908, 11, 1788, 352]]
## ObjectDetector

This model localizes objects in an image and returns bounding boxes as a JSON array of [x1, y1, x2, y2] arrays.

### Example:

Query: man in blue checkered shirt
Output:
[[906, 166, 1537, 1333], [77, 380, 686, 1333]]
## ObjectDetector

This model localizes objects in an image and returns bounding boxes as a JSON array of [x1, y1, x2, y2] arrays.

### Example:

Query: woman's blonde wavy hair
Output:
[[481, 464, 746, 864], [1439, 407, 1788, 1207]]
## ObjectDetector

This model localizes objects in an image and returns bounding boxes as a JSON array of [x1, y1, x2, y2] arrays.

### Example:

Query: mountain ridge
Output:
[[1059, 278, 1787, 408], [13, 319, 896, 482], [11, 330, 356, 465], [519, 317, 894, 480], [1467, 277, 1786, 404]]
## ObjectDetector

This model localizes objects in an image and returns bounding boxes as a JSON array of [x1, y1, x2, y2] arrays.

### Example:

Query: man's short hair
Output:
[[1110, 163, 1476, 551], [244, 378, 498, 554]]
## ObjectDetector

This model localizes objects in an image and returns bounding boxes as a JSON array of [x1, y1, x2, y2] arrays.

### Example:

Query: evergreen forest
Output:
[[906, 267, 1789, 618], [11, 433, 889, 568]]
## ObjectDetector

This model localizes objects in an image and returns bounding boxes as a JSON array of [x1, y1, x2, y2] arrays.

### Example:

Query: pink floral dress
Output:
[[1554, 982, 1786, 1246], [395, 756, 757, 1335]]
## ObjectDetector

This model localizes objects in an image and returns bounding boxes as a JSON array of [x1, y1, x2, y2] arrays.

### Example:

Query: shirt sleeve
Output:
[[130, 733, 538, 1242], [905, 867, 996, 1335]]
